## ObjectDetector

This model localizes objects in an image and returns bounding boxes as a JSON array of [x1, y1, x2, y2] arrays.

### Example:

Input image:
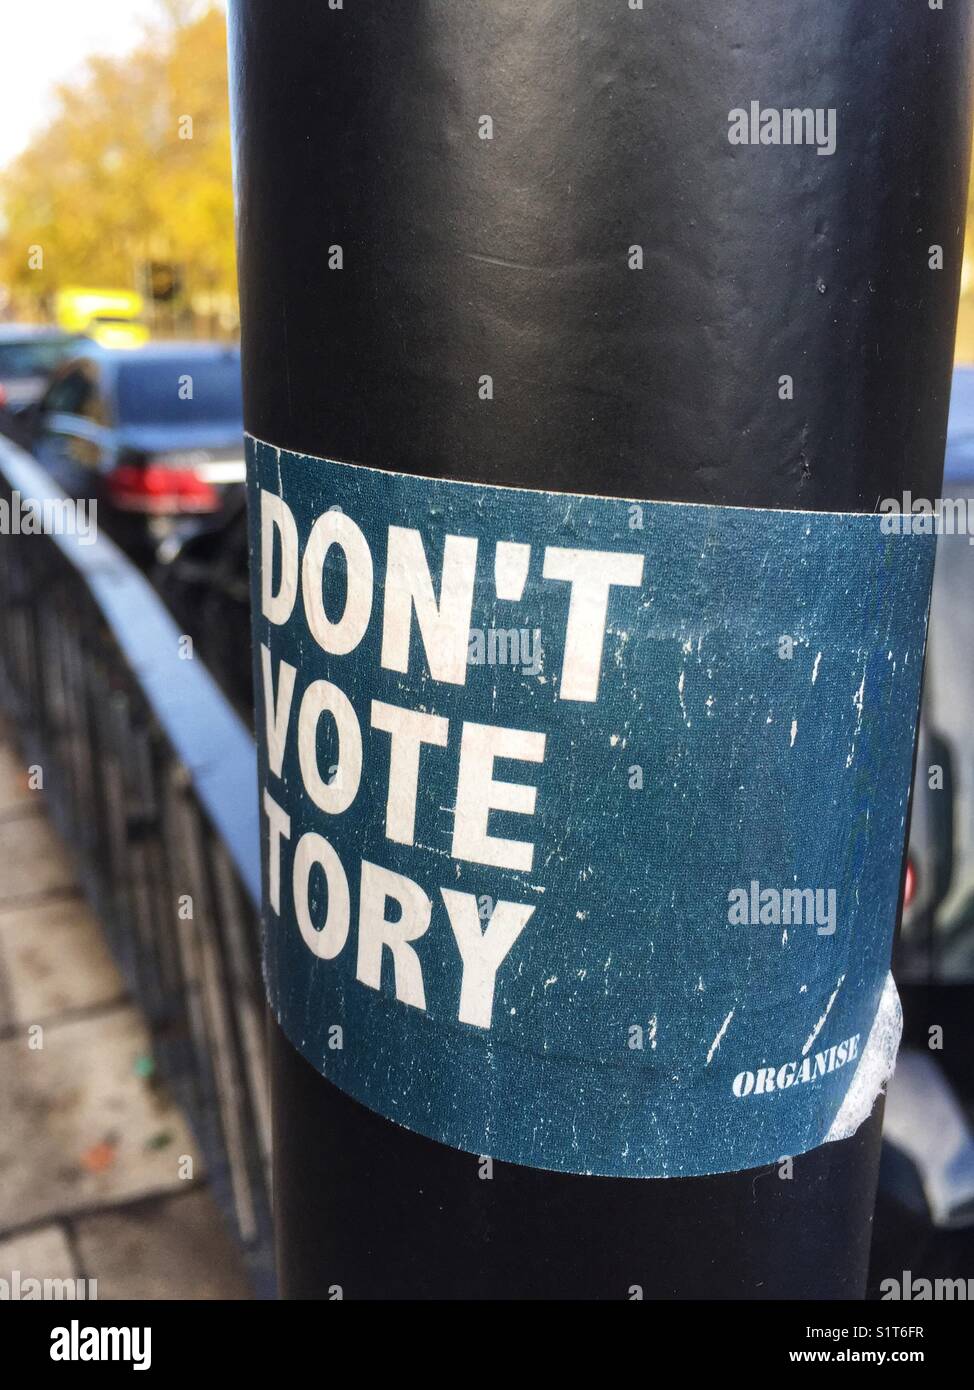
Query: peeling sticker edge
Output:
[[825, 971, 902, 1143]]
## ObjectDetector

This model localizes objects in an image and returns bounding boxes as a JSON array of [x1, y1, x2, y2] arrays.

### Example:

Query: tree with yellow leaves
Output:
[[0, 2, 237, 336]]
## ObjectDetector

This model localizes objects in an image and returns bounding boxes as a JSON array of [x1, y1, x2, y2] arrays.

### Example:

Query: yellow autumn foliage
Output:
[[0, 4, 236, 331]]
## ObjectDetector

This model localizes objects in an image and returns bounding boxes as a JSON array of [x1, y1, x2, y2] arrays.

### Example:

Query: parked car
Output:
[[0, 324, 90, 412], [155, 488, 253, 716], [26, 341, 244, 558]]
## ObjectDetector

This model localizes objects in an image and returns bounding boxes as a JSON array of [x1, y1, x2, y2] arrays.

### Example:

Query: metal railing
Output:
[[0, 431, 273, 1295]]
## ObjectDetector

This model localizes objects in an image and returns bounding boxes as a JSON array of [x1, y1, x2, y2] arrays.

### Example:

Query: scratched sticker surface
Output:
[[247, 434, 933, 1178]]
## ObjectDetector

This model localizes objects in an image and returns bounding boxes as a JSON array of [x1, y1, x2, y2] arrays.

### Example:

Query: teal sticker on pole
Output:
[[247, 433, 932, 1178]]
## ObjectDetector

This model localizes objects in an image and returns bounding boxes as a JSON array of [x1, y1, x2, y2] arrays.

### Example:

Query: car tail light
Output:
[[904, 856, 917, 909], [107, 465, 220, 514], [0, 384, 7, 409]]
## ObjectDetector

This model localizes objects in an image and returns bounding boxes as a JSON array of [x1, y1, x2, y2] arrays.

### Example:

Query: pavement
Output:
[[0, 721, 252, 1300]]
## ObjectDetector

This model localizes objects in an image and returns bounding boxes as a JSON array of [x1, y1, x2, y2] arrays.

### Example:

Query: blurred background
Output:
[[0, 0, 236, 342], [0, 0, 972, 1303]]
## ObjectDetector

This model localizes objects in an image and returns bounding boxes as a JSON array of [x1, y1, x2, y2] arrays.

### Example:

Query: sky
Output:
[[0, 0, 224, 170]]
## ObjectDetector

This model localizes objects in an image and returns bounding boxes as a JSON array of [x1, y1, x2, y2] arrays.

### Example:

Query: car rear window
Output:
[[116, 355, 243, 425], [0, 338, 85, 378]]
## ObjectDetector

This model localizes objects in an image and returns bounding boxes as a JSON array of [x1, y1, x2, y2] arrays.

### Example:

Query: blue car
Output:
[[26, 341, 244, 559]]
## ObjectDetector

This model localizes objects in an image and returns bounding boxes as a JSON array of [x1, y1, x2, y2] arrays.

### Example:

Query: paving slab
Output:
[[73, 1189, 252, 1300], [0, 1006, 201, 1231], [0, 726, 254, 1296], [0, 895, 124, 1027], [0, 742, 36, 815], [0, 810, 77, 904], [0, 1223, 77, 1291]]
